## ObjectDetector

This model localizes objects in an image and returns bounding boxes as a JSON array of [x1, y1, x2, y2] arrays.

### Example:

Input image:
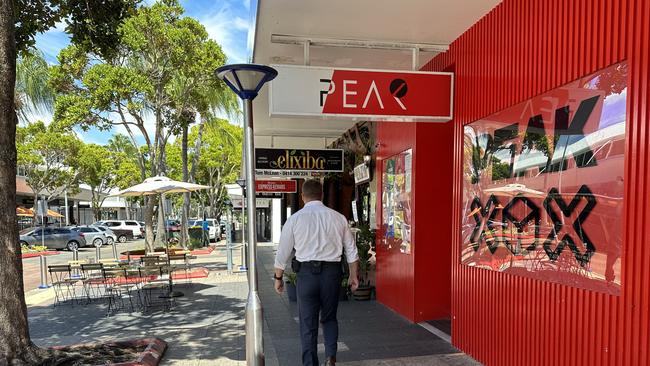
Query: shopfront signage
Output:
[[255, 148, 344, 177], [232, 197, 270, 208], [461, 61, 627, 295], [269, 65, 453, 122], [255, 179, 297, 193]]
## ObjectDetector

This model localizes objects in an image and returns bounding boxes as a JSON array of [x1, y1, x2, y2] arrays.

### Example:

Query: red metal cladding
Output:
[[422, 0, 650, 365]]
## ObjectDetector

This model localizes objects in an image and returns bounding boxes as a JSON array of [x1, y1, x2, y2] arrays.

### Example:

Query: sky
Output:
[[30, 0, 252, 145]]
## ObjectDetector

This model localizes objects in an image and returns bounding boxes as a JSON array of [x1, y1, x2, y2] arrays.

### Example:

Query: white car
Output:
[[95, 220, 144, 238], [92, 225, 118, 245], [190, 219, 220, 241]]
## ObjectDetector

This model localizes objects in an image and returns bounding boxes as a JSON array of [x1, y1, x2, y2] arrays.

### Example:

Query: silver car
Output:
[[19, 227, 87, 251], [92, 225, 117, 245], [71, 226, 107, 247]]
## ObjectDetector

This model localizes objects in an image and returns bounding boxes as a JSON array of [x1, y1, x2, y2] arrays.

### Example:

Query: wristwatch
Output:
[[273, 274, 283, 281]]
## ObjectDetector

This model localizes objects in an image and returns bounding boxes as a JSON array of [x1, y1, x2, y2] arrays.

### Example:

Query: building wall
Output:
[[376, 121, 454, 322], [423, 0, 650, 365]]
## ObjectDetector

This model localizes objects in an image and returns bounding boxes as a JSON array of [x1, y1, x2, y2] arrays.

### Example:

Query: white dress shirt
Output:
[[274, 200, 359, 270]]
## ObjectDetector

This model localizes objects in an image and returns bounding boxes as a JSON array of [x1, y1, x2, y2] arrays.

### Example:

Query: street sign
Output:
[[255, 179, 297, 193], [269, 64, 453, 122], [255, 148, 344, 176]]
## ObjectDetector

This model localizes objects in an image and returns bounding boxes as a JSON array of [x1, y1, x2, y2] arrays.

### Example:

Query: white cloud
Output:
[[197, 3, 250, 63]]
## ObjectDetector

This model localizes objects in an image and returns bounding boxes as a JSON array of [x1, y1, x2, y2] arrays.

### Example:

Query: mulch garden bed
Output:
[[50, 338, 166, 366]]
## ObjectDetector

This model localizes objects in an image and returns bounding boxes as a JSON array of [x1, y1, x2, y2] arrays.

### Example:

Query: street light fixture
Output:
[[216, 64, 277, 366]]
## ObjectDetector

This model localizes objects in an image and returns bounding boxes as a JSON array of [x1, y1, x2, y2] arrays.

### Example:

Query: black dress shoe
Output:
[[324, 356, 336, 366]]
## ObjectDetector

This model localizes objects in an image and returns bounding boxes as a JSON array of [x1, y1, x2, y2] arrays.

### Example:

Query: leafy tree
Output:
[[15, 50, 54, 121], [1, 0, 136, 363], [16, 121, 80, 220], [193, 118, 242, 218], [51, 0, 234, 249], [75, 144, 114, 222]]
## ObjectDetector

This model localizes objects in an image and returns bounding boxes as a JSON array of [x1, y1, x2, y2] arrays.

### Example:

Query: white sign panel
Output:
[[269, 64, 453, 122]]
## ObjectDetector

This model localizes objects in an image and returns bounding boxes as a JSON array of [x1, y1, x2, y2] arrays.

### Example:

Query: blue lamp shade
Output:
[[216, 64, 278, 100]]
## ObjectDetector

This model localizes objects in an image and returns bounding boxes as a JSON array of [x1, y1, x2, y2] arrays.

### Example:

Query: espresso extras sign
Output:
[[269, 65, 453, 122], [255, 148, 344, 177], [461, 61, 627, 295]]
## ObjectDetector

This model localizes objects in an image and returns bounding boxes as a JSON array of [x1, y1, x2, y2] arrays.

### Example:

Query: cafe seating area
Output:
[[47, 252, 195, 315]]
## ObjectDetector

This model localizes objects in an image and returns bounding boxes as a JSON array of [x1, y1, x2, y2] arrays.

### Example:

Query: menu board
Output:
[[382, 149, 413, 254]]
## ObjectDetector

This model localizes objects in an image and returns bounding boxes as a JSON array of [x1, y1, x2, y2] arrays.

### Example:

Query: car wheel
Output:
[[66, 241, 79, 251], [107, 237, 114, 245], [118, 235, 127, 243], [92, 238, 103, 247]]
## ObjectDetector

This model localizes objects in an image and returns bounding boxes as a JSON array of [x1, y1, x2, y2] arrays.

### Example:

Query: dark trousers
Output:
[[296, 262, 342, 366]]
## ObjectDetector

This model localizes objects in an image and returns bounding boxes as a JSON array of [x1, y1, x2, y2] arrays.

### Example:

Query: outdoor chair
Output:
[[140, 255, 167, 267], [168, 253, 192, 287], [98, 258, 120, 267], [68, 259, 89, 279], [101, 267, 138, 315], [48, 265, 79, 307], [80, 263, 105, 302], [138, 265, 173, 312]]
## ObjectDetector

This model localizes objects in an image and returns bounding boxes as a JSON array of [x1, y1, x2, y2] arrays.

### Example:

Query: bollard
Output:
[[95, 245, 101, 262], [71, 249, 81, 278], [38, 255, 48, 289], [112, 241, 118, 259], [226, 241, 233, 273], [239, 244, 247, 271]]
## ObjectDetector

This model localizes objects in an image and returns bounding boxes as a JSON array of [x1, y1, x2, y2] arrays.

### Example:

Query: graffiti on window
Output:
[[462, 62, 627, 295]]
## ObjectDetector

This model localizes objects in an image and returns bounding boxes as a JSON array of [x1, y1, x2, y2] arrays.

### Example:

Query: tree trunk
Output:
[[181, 124, 189, 248], [0, 2, 48, 363], [144, 196, 155, 252], [155, 197, 166, 246]]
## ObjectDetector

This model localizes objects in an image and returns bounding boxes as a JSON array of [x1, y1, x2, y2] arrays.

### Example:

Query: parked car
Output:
[[95, 220, 144, 238], [19, 227, 87, 251], [70, 226, 106, 247], [189, 219, 220, 241], [166, 219, 181, 232], [92, 225, 117, 245]]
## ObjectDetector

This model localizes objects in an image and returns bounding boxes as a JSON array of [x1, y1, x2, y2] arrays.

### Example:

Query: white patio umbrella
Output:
[[483, 183, 545, 198], [111, 175, 210, 297]]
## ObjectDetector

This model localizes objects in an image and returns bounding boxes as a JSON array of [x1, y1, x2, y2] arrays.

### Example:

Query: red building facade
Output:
[[375, 0, 650, 365]]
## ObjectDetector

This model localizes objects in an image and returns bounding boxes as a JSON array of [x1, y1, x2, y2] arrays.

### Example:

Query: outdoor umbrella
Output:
[[111, 175, 210, 297], [483, 183, 545, 198]]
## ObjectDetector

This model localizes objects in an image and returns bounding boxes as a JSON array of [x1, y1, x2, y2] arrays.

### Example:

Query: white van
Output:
[[96, 220, 144, 238]]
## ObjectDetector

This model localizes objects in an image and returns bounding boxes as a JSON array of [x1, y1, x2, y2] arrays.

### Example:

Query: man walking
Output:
[[274, 180, 359, 366]]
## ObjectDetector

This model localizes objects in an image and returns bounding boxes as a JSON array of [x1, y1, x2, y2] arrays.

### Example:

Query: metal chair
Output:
[[48, 265, 79, 307], [138, 265, 172, 312], [80, 263, 104, 302], [168, 253, 192, 287], [102, 267, 138, 315]]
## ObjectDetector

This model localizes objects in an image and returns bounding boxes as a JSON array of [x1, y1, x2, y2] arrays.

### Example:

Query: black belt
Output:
[[299, 260, 340, 267]]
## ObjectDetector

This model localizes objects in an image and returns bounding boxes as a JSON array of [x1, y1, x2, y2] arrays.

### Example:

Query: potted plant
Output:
[[284, 272, 298, 302], [339, 277, 349, 301], [352, 223, 375, 301]]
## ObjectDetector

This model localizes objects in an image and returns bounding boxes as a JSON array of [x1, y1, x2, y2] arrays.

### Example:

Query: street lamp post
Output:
[[216, 64, 277, 366]]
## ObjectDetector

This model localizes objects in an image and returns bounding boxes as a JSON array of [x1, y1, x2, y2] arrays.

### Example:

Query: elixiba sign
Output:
[[255, 148, 344, 177], [461, 61, 627, 295], [269, 65, 453, 122]]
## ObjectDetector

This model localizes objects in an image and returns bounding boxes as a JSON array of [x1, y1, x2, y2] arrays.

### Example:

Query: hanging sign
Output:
[[255, 148, 344, 176], [269, 64, 453, 122], [255, 179, 297, 193], [353, 163, 371, 184]]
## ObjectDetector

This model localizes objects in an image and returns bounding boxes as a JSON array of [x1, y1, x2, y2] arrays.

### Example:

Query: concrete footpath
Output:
[[257, 244, 481, 366]]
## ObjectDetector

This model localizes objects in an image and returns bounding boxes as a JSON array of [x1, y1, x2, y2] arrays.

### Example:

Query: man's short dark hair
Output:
[[302, 180, 323, 200]]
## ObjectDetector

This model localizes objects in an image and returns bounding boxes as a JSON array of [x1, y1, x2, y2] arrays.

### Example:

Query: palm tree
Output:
[[15, 50, 54, 122]]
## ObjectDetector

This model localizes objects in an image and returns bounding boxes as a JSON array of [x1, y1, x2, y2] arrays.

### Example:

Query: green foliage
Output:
[[15, 50, 54, 121], [16, 121, 80, 201], [356, 223, 375, 285], [14, 0, 139, 58], [74, 144, 115, 221], [284, 272, 297, 285]]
